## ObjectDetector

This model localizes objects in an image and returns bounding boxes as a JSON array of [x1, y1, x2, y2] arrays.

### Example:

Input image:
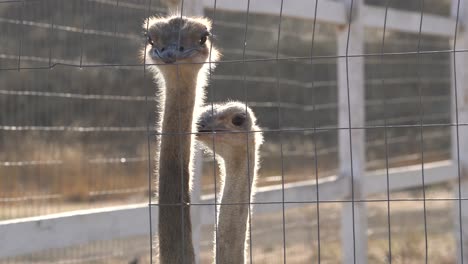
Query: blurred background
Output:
[[0, 0, 460, 263]]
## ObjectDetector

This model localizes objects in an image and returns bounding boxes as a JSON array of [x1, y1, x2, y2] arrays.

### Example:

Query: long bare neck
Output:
[[158, 65, 203, 264], [215, 147, 257, 264]]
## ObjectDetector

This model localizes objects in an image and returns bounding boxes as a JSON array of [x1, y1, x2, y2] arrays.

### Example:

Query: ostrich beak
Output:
[[159, 44, 178, 64], [157, 43, 201, 64], [197, 126, 229, 135], [197, 119, 212, 133], [197, 116, 224, 134]]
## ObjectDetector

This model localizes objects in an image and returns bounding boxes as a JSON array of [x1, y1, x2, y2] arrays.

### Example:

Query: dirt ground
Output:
[[1, 187, 459, 264]]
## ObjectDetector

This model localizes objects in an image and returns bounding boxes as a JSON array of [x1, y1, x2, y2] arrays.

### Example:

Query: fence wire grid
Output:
[[1, 0, 468, 263]]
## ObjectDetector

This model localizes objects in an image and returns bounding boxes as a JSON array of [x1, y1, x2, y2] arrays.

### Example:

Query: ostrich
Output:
[[196, 102, 263, 263], [143, 16, 220, 263]]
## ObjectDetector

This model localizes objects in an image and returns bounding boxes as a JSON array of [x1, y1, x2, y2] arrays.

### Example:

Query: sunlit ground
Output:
[[2, 186, 458, 264]]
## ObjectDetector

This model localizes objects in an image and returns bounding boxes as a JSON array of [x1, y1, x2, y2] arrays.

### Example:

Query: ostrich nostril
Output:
[[179, 46, 184, 52], [197, 120, 209, 131], [161, 50, 176, 63]]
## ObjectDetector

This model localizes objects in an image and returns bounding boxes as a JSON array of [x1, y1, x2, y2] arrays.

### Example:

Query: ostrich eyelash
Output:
[[232, 114, 246, 126], [144, 33, 154, 46], [200, 32, 210, 45]]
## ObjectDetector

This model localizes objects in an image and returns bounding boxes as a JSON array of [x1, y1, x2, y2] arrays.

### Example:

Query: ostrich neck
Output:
[[161, 70, 199, 133], [158, 67, 201, 264], [215, 147, 257, 264]]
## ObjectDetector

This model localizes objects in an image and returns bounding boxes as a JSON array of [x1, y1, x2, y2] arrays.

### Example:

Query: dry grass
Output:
[[0, 138, 149, 203]]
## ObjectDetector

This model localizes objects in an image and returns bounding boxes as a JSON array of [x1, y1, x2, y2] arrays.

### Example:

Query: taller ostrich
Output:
[[143, 16, 219, 263]]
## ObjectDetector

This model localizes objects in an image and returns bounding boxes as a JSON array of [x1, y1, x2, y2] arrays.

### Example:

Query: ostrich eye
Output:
[[200, 32, 209, 45], [147, 35, 154, 46], [232, 114, 246, 126]]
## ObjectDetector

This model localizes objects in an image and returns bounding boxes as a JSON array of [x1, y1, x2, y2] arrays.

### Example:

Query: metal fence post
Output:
[[451, 0, 468, 263], [337, 0, 368, 263]]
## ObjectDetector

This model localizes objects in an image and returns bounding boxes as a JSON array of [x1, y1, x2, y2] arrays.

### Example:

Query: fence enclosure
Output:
[[1, 0, 467, 263]]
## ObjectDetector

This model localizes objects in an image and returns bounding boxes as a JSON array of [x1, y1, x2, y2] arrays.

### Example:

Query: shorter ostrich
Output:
[[196, 102, 263, 264]]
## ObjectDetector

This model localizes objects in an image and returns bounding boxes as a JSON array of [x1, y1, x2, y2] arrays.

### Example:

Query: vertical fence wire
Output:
[[14, 0, 25, 234], [45, 4, 56, 261], [378, 0, 392, 262], [80, 1, 88, 258], [414, 1, 429, 262], [205, 0, 220, 262], [79, 0, 86, 69], [111, 0, 120, 65], [16, 0, 24, 71], [452, 0, 464, 262], [273, 0, 287, 262], [238, 0, 254, 262], [143, 0, 154, 263], [343, 0, 358, 262], [308, 0, 321, 262], [175, 2, 186, 261]]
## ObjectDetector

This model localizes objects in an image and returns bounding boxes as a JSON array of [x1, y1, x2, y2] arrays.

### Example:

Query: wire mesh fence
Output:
[[0, 0, 466, 263]]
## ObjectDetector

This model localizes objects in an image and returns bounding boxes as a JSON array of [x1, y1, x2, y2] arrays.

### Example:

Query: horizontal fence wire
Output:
[[0, 49, 465, 70], [144, 198, 468, 206]]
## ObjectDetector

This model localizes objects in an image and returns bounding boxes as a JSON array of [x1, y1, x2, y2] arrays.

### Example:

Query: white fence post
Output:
[[337, 0, 367, 263], [451, 1, 468, 263]]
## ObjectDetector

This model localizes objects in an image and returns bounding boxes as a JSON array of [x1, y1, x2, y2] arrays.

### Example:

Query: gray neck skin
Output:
[[215, 147, 256, 264], [158, 67, 199, 264]]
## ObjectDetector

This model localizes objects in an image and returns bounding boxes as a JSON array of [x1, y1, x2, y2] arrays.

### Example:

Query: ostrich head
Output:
[[143, 16, 219, 72], [197, 102, 263, 158]]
